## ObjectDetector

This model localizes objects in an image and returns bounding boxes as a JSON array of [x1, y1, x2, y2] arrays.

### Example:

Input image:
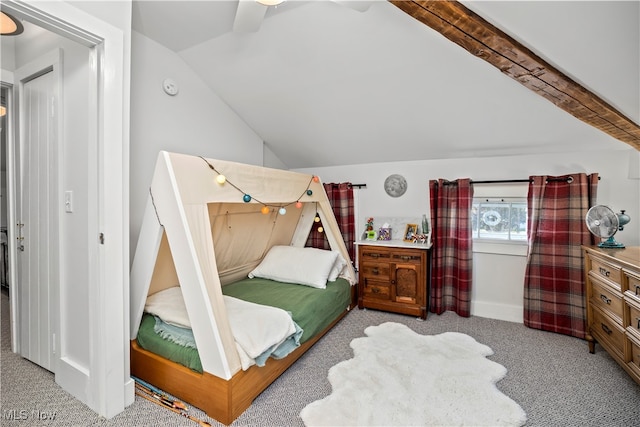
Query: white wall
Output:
[[129, 31, 265, 257], [295, 148, 640, 323]]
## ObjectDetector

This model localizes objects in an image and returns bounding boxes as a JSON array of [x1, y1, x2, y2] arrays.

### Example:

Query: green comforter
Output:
[[136, 278, 351, 373]]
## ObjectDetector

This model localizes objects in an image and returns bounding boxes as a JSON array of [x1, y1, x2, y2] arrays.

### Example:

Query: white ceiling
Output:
[[132, 0, 639, 169]]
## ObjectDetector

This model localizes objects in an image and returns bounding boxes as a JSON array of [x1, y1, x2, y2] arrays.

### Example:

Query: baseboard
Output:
[[55, 357, 90, 405], [471, 301, 523, 323]]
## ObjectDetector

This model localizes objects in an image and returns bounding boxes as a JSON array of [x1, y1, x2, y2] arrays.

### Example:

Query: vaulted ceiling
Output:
[[131, 0, 639, 169]]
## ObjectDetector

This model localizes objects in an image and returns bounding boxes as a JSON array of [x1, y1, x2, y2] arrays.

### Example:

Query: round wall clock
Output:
[[384, 174, 407, 198]]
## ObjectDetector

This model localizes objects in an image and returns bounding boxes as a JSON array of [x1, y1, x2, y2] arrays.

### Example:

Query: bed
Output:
[[131, 245, 356, 424], [131, 279, 354, 424], [129, 153, 357, 425]]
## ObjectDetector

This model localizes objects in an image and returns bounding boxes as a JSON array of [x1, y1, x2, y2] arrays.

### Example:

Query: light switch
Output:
[[64, 191, 73, 213]]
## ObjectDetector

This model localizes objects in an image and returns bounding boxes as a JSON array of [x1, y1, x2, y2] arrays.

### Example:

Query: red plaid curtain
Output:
[[429, 178, 474, 317], [523, 173, 599, 339], [306, 183, 356, 261]]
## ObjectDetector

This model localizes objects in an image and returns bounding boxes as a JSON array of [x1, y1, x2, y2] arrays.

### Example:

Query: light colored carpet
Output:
[[300, 322, 527, 426], [3, 290, 640, 426]]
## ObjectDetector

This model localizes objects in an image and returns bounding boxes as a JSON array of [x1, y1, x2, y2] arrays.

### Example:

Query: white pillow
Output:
[[328, 252, 348, 282], [248, 246, 339, 289], [145, 286, 191, 328]]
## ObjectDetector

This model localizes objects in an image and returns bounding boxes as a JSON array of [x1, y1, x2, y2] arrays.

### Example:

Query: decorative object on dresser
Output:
[[356, 241, 429, 319], [403, 223, 417, 242], [583, 246, 640, 386], [300, 322, 527, 427], [585, 205, 631, 248]]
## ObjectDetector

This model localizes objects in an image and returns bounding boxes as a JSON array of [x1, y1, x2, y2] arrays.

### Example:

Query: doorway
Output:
[[2, 1, 131, 417]]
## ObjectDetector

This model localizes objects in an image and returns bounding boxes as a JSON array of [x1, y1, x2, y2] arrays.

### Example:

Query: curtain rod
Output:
[[441, 176, 601, 185], [324, 183, 367, 188]]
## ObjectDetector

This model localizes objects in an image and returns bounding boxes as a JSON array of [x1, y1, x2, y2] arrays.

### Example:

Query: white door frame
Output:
[[3, 0, 131, 418]]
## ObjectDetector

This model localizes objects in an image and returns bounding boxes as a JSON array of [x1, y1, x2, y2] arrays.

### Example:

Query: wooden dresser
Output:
[[583, 246, 640, 386], [356, 241, 430, 319]]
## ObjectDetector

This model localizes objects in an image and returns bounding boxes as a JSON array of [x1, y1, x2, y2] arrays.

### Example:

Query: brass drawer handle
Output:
[[637, 318, 640, 330], [635, 285, 640, 296], [598, 267, 610, 277], [371, 287, 380, 294], [600, 294, 611, 305], [601, 323, 612, 335], [372, 268, 379, 275], [369, 253, 380, 259]]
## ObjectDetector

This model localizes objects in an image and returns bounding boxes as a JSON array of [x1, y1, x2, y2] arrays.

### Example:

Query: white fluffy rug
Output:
[[300, 322, 527, 427]]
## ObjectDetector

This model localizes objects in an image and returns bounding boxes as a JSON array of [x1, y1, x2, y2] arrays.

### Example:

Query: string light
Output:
[[199, 156, 318, 215], [314, 202, 323, 233]]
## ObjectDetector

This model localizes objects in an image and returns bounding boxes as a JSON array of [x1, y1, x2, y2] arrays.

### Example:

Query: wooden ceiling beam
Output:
[[390, 0, 640, 151]]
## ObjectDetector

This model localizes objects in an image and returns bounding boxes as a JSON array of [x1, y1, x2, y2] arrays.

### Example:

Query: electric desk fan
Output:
[[585, 205, 631, 248]]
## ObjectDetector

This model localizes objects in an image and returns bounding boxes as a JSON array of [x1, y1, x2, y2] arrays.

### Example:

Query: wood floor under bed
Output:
[[130, 299, 354, 425]]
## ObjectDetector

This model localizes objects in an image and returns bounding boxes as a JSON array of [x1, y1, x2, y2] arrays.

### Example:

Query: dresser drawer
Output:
[[589, 256, 622, 287], [628, 336, 640, 371], [589, 279, 623, 324], [627, 273, 640, 298], [360, 247, 391, 262], [391, 251, 423, 265], [362, 281, 391, 300], [590, 306, 625, 359], [626, 300, 640, 340], [360, 263, 390, 280]]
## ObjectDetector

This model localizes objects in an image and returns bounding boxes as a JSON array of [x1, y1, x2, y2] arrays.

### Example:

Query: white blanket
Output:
[[223, 295, 297, 370], [145, 286, 298, 370]]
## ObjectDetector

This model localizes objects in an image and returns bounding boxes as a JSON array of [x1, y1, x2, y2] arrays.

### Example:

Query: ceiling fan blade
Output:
[[233, 0, 268, 33], [331, 0, 375, 13]]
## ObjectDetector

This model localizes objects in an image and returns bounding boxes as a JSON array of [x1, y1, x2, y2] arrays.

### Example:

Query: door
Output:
[[15, 53, 61, 373], [394, 263, 419, 304]]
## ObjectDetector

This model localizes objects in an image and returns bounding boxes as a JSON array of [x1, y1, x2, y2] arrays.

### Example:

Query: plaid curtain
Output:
[[523, 173, 599, 339], [306, 183, 356, 261], [429, 178, 474, 317]]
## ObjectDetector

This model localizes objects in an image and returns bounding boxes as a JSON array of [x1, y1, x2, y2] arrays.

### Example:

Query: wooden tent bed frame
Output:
[[131, 291, 355, 425], [129, 152, 358, 425]]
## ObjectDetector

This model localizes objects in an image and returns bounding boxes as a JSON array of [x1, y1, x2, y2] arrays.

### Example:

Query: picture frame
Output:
[[403, 224, 418, 242]]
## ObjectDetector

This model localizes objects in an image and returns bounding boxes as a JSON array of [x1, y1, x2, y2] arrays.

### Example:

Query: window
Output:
[[471, 199, 527, 242]]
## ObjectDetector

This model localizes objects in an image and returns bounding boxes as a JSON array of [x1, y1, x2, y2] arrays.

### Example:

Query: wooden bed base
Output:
[[131, 302, 354, 425]]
